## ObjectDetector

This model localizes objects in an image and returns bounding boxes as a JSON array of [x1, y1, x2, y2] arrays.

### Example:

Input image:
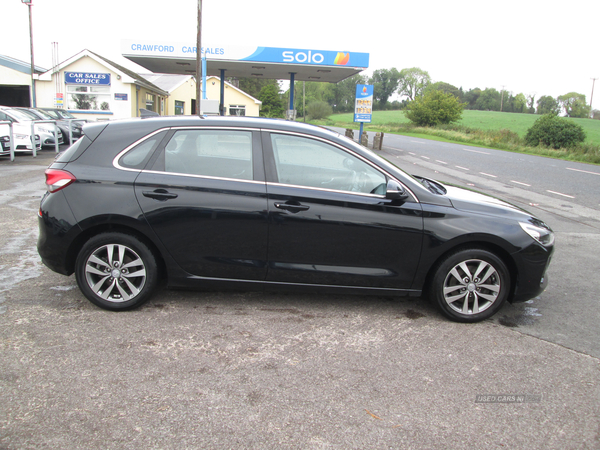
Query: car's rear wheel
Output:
[[75, 232, 158, 311], [430, 248, 510, 323]]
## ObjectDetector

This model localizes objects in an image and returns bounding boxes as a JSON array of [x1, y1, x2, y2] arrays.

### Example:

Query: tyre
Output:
[[75, 232, 158, 311], [430, 248, 510, 323]]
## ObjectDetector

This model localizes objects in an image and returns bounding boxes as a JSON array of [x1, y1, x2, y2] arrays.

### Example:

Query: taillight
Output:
[[45, 169, 76, 193]]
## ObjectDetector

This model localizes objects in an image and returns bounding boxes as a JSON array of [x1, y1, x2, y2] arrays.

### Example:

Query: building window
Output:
[[146, 93, 156, 112], [229, 105, 246, 116], [175, 101, 184, 115], [66, 85, 111, 111]]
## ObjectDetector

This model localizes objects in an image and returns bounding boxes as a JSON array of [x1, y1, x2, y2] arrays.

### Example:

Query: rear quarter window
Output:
[[55, 135, 93, 163]]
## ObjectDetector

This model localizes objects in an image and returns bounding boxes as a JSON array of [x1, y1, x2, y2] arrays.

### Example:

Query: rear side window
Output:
[[156, 129, 253, 181], [55, 135, 93, 163], [118, 131, 167, 170]]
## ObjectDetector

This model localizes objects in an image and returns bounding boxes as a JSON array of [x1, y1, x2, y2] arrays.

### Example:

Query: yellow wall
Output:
[[205, 77, 261, 117], [166, 77, 197, 115]]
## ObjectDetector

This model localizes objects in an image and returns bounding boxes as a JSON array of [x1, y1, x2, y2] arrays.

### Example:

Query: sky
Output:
[[2, 0, 599, 110]]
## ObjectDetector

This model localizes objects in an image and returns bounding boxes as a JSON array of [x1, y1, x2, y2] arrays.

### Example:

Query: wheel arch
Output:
[[421, 240, 518, 302], [65, 222, 167, 282]]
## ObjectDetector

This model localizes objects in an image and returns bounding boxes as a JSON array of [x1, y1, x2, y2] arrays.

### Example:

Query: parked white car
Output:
[[0, 106, 58, 151], [0, 109, 41, 155]]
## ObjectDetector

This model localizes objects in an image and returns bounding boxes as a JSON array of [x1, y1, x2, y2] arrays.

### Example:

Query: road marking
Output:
[[409, 152, 416, 156], [410, 140, 425, 144], [421, 156, 430, 160], [463, 148, 490, 155], [436, 160, 448, 165], [511, 180, 531, 187], [566, 167, 600, 176], [456, 166, 470, 171], [480, 172, 497, 178], [547, 190, 575, 199]]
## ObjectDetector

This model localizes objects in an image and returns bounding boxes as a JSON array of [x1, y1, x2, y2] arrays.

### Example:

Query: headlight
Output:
[[520, 222, 554, 247]]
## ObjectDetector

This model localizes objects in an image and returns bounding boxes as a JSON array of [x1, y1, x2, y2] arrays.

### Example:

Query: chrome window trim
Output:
[[112, 125, 418, 201]]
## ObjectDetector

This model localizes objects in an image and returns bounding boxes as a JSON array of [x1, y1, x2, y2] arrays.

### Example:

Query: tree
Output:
[[513, 93, 527, 113], [525, 113, 586, 149], [305, 101, 333, 120], [475, 88, 501, 111], [526, 94, 536, 114], [258, 83, 284, 118], [404, 90, 464, 126], [330, 74, 367, 113], [463, 88, 482, 110], [428, 82, 461, 100], [557, 92, 591, 118], [398, 67, 431, 102], [237, 78, 279, 99], [370, 68, 400, 109], [536, 96, 560, 115]]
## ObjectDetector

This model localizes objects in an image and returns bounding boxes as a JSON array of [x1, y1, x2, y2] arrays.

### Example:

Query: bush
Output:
[[524, 113, 586, 149], [306, 101, 333, 120], [405, 90, 463, 126]]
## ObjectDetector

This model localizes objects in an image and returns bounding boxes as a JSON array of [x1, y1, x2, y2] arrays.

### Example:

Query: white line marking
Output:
[[547, 190, 575, 199], [463, 148, 490, 155], [410, 140, 425, 144], [456, 166, 470, 171], [511, 180, 531, 187], [421, 156, 430, 160], [566, 167, 600, 176], [480, 172, 497, 178], [409, 152, 416, 156], [436, 160, 448, 165]]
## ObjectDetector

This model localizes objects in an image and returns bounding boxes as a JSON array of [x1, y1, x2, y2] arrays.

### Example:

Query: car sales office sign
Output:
[[354, 84, 373, 123], [65, 72, 111, 85]]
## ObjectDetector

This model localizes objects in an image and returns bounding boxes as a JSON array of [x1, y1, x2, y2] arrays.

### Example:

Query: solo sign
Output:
[[354, 84, 373, 123], [65, 72, 111, 86]]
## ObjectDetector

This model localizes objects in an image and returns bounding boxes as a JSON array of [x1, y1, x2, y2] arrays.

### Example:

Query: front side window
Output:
[[270, 134, 386, 195], [161, 129, 253, 181]]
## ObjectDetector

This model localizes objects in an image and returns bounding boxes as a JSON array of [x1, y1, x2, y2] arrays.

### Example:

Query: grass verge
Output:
[[310, 118, 600, 165]]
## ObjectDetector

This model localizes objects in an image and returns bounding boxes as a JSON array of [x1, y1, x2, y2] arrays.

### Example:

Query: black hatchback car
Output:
[[37, 116, 554, 322]]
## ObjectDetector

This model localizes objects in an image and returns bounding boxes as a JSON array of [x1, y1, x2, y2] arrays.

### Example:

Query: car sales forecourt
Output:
[[2, 40, 598, 450], [1, 139, 598, 449]]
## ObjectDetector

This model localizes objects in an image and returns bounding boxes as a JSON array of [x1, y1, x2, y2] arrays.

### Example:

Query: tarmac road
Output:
[[0, 147, 599, 449]]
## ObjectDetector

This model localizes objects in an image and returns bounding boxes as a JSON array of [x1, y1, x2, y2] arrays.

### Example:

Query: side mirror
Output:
[[386, 179, 409, 200]]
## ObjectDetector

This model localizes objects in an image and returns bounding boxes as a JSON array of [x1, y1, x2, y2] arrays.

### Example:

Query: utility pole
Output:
[[196, 0, 202, 116], [500, 85, 505, 112], [590, 78, 598, 118], [22, 0, 36, 107]]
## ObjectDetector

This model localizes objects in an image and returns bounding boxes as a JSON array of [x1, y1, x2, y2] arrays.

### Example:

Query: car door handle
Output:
[[274, 202, 310, 213], [142, 189, 178, 201]]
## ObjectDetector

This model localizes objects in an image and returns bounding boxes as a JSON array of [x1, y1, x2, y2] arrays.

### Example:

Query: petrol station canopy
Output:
[[121, 40, 369, 83]]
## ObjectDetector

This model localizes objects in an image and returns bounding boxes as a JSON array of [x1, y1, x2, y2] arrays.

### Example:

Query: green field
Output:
[[329, 110, 600, 146]]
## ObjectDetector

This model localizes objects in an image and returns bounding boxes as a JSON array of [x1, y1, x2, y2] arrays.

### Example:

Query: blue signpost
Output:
[[354, 84, 373, 140]]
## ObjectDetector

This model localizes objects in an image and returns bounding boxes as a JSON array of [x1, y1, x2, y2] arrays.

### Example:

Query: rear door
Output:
[[134, 127, 269, 281], [262, 131, 424, 290]]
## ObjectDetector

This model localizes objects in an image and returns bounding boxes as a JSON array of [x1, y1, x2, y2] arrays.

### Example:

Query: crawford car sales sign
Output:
[[65, 72, 111, 85]]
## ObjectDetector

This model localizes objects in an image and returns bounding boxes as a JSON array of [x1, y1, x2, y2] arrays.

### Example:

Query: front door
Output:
[[263, 131, 423, 289]]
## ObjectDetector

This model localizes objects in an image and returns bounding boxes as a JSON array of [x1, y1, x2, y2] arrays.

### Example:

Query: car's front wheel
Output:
[[430, 248, 510, 323], [75, 232, 158, 311]]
